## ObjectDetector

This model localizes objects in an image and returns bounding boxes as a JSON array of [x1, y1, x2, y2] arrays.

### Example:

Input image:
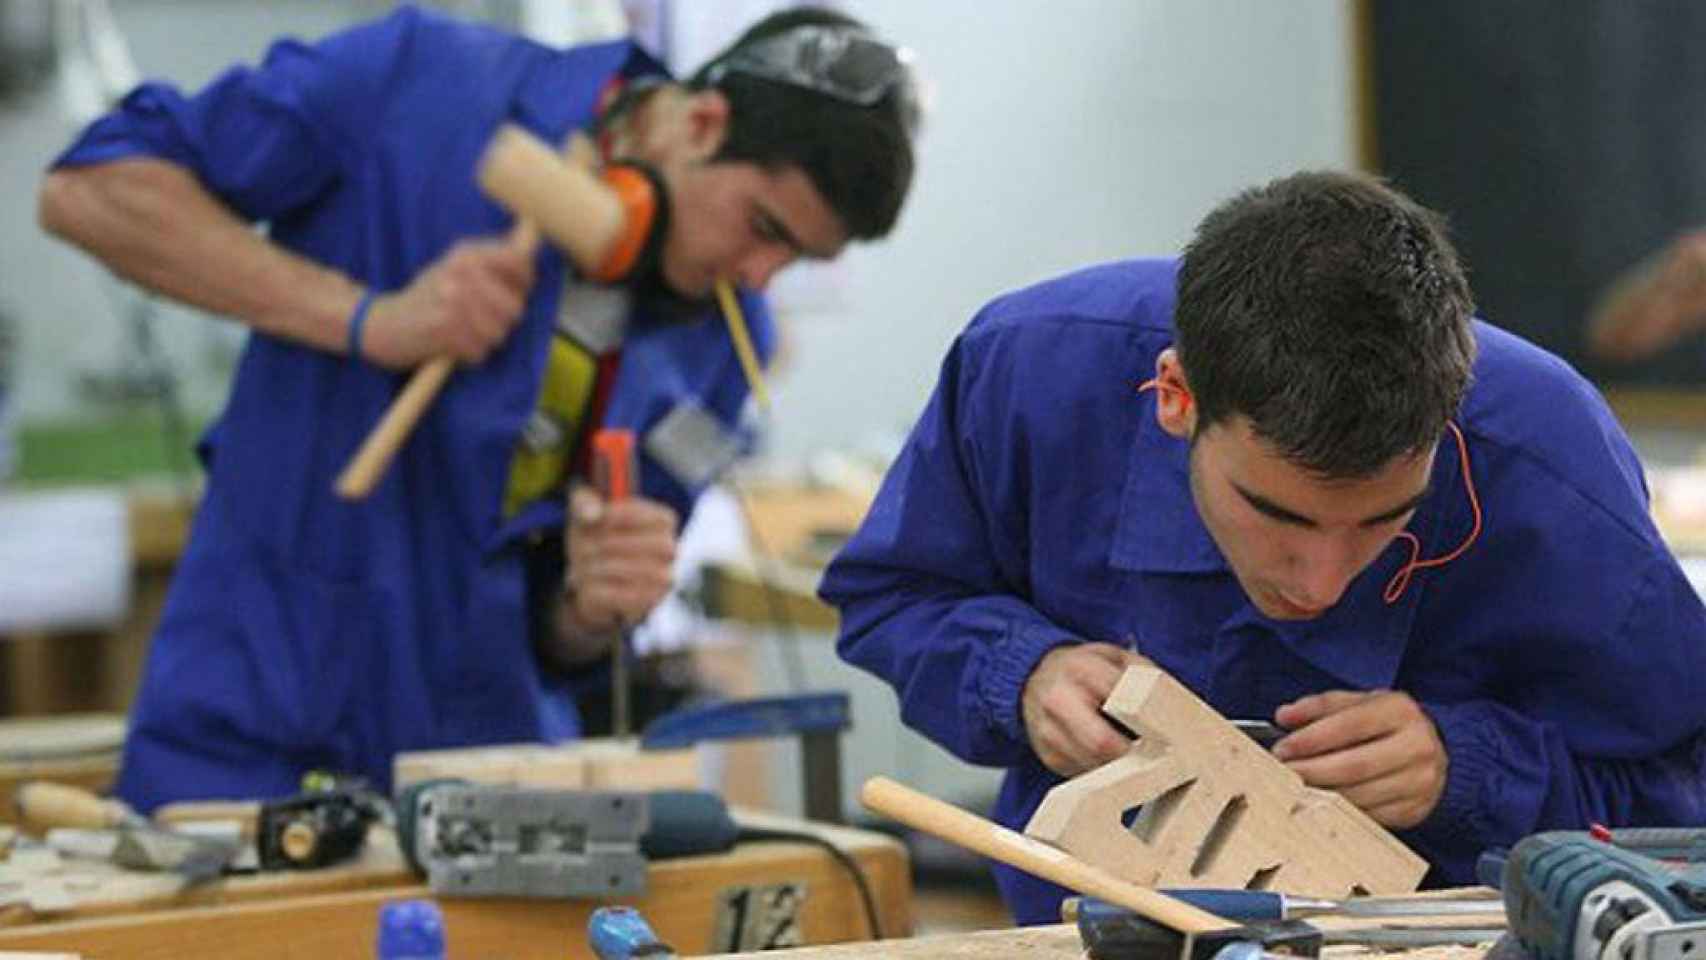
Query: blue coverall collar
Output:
[[1109, 397, 1227, 575], [512, 39, 670, 144]]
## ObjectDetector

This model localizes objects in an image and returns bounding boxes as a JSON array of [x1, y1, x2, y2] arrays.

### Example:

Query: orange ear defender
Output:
[[475, 124, 669, 288], [587, 162, 670, 286]]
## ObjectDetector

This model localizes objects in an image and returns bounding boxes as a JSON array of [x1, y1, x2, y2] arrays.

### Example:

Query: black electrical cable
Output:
[[734, 826, 883, 941]]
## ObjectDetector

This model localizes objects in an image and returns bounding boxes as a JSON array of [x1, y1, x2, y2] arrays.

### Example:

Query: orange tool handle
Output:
[[591, 428, 637, 502]]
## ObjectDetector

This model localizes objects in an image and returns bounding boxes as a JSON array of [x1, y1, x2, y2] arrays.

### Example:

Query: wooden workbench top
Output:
[[0, 810, 910, 959], [703, 886, 1506, 959], [706, 924, 1498, 959]]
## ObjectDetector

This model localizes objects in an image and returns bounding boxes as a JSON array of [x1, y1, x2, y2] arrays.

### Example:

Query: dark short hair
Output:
[[1174, 170, 1476, 479], [688, 7, 914, 240]]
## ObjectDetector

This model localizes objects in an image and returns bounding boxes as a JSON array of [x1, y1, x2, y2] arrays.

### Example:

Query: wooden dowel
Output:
[[860, 775, 1229, 935], [334, 357, 454, 499]]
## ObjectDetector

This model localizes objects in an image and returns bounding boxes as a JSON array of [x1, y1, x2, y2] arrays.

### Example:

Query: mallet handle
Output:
[[335, 217, 538, 500], [860, 776, 1228, 935], [333, 355, 456, 499], [16, 781, 135, 834]]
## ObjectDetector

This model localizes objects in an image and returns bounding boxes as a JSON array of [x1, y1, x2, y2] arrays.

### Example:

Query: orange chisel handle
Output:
[[591, 428, 636, 502], [591, 427, 638, 738]]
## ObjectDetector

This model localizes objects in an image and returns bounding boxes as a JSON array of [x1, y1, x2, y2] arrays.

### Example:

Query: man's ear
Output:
[[682, 88, 731, 160], [1154, 348, 1196, 439]]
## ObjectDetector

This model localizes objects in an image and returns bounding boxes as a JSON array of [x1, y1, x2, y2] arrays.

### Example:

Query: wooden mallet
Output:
[[334, 125, 660, 500]]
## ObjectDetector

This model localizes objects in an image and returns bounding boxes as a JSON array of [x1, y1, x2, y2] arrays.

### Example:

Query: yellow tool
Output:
[[715, 278, 770, 413]]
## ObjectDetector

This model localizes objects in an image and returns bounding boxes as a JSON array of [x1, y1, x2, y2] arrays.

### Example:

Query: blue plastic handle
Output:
[[1161, 889, 1286, 921], [1078, 889, 1286, 924], [640, 692, 850, 750], [588, 906, 673, 959]]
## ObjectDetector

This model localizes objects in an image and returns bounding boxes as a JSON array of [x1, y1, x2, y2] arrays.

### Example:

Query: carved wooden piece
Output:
[[1024, 666, 1426, 896]]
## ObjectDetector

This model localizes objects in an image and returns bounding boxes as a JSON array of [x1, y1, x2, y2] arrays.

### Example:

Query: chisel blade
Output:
[[1336, 896, 1505, 918]]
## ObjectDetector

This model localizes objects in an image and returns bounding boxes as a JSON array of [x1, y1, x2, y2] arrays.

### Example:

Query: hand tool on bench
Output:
[[860, 776, 1324, 960], [394, 780, 786, 898], [14, 780, 140, 835], [395, 779, 654, 897], [255, 783, 386, 870], [16, 781, 240, 881], [1065, 888, 1503, 922], [1065, 895, 1506, 958], [591, 426, 639, 739], [640, 691, 852, 823], [336, 125, 661, 500]]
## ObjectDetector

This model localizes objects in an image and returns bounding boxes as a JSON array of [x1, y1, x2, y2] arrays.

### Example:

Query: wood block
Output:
[[391, 738, 701, 793], [732, 481, 872, 568], [1024, 666, 1426, 896], [699, 561, 839, 632]]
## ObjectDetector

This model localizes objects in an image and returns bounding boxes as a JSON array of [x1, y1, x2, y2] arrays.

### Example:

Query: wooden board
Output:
[[1026, 666, 1427, 896], [731, 481, 872, 569], [392, 737, 701, 792], [699, 561, 838, 632], [0, 716, 125, 764], [0, 813, 908, 960]]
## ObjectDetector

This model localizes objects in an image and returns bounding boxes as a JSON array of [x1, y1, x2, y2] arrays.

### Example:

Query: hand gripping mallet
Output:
[[335, 125, 660, 499]]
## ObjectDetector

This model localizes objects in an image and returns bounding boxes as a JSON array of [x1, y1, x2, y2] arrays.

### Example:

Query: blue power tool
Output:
[[1502, 830, 1706, 960]]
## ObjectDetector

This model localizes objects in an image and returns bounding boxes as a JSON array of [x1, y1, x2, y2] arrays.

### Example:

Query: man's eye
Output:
[[752, 214, 782, 244], [1371, 510, 1416, 530]]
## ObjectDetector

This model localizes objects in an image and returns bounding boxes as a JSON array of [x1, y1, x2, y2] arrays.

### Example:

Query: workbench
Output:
[[0, 811, 909, 959], [705, 924, 1494, 958]]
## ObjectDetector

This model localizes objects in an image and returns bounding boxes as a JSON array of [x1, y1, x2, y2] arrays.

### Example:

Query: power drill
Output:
[[1502, 830, 1706, 960]]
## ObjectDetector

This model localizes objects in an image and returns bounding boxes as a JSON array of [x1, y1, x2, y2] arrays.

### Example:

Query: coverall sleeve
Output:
[[819, 327, 1080, 767], [52, 9, 417, 221], [1407, 553, 1706, 883]]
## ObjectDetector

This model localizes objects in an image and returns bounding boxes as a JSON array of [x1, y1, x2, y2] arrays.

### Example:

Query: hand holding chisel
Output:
[[563, 429, 678, 735]]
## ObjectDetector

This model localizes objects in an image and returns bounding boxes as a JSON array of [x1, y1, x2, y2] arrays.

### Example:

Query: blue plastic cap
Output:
[[377, 899, 446, 959]]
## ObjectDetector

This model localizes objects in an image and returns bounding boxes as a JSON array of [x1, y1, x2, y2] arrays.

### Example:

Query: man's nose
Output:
[[1289, 537, 1364, 609], [734, 246, 794, 290]]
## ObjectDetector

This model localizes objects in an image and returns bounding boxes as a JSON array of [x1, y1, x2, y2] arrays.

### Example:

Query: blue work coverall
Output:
[[819, 259, 1706, 924], [53, 8, 771, 810]]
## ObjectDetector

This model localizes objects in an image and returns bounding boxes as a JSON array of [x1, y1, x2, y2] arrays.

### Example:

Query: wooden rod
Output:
[[334, 357, 455, 499], [860, 775, 1229, 935]]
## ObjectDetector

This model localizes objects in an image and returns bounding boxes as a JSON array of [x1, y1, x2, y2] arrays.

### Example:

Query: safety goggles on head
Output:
[[704, 24, 919, 133]]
